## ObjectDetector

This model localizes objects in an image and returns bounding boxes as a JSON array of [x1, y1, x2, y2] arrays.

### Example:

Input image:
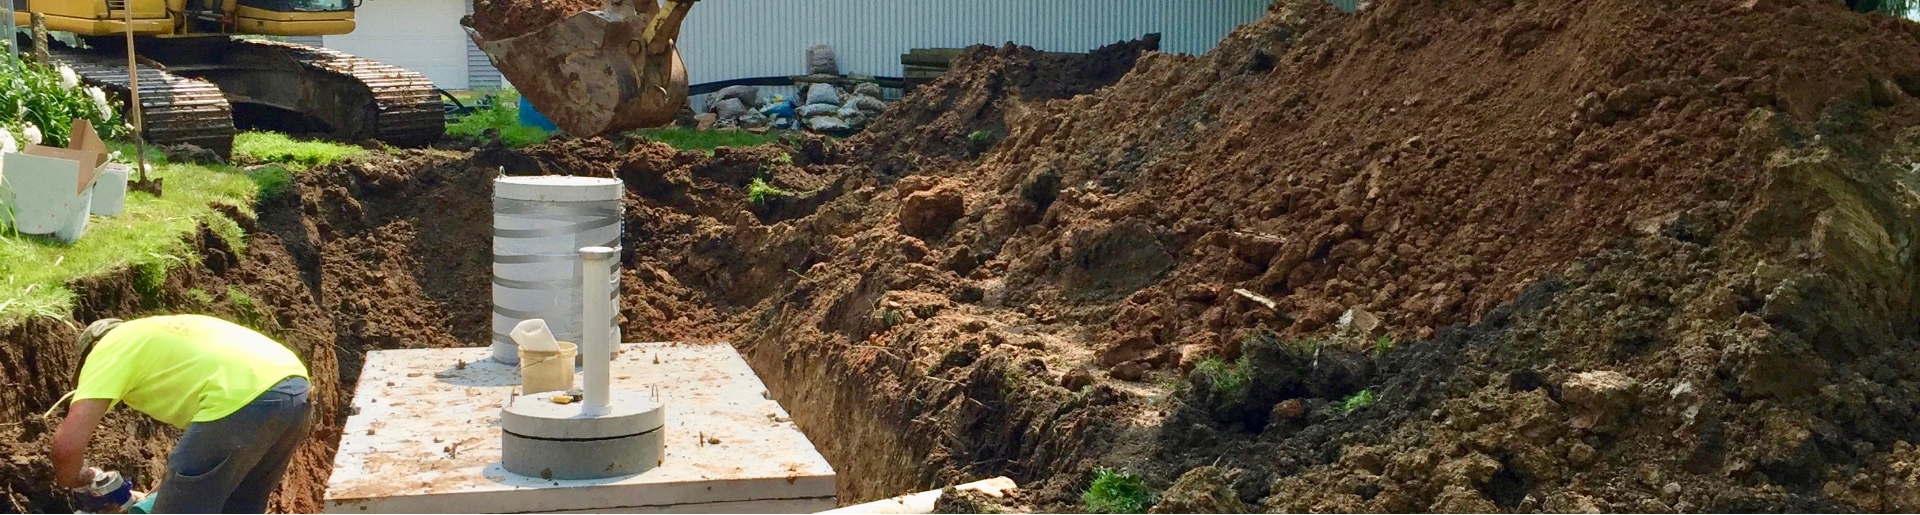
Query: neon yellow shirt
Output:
[[73, 315, 308, 428]]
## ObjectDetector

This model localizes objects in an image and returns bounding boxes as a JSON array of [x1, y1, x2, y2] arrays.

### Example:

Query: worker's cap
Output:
[[72, 318, 123, 379]]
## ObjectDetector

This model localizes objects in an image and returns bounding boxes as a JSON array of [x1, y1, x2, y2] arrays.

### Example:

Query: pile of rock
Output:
[[686, 45, 891, 134], [794, 81, 886, 134], [699, 85, 774, 130]]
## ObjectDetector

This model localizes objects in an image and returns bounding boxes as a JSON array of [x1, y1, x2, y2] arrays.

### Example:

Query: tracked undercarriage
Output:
[[52, 38, 442, 157]]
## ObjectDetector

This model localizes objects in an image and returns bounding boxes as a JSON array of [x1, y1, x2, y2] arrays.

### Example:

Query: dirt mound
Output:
[[467, 0, 599, 41], [848, 35, 1160, 173]]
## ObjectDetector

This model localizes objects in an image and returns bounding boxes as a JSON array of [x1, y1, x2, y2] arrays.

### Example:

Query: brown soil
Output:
[[12, 0, 1920, 512], [468, 0, 604, 41]]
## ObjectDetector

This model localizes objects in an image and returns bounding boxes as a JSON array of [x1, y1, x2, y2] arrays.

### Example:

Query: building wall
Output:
[[674, 0, 1272, 85], [322, 0, 472, 89]]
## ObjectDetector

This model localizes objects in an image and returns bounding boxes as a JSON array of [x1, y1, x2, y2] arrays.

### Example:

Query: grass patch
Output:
[[1082, 468, 1154, 514], [747, 177, 794, 205], [185, 288, 214, 306], [1190, 355, 1251, 400], [247, 165, 296, 200], [0, 147, 256, 323], [636, 127, 783, 151], [228, 285, 265, 330], [446, 90, 551, 148], [1340, 389, 1376, 414], [233, 132, 364, 170], [1373, 334, 1395, 357]]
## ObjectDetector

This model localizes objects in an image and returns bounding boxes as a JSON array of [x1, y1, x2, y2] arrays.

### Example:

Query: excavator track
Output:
[[231, 40, 443, 147], [48, 46, 237, 156], [49, 39, 442, 156]]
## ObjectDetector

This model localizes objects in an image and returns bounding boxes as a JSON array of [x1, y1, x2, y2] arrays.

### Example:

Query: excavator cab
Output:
[[464, 0, 695, 137]]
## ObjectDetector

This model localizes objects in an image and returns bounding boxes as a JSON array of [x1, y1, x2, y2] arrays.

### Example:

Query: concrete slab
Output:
[[324, 343, 836, 514]]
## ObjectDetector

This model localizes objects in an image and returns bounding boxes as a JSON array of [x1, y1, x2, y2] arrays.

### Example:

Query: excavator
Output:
[[9, 0, 448, 156]]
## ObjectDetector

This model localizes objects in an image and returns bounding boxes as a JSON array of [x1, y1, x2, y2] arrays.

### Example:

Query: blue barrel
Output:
[[518, 95, 559, 132]]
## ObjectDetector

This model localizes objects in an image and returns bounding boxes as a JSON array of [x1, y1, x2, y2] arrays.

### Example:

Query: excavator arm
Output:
[[464, 0, 699, 137]]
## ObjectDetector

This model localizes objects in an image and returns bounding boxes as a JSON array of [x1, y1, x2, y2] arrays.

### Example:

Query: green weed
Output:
[[770, 152, 794, 166], [185, 288, 213, 306], [1341, 389, 1376, 414], [967, 130, 1002, 155], [747, 178, 794, 205], [1373, 335, 1395, 357], [228, 285, 264, 329], [1082, 467, 1154, 514], [233, 132, 363, 170], [134, 261, 167, 306], [1191, 356, 1251, 400]]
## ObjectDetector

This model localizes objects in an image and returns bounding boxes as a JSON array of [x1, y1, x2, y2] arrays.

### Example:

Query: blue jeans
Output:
[[152, 377, 311, 514]]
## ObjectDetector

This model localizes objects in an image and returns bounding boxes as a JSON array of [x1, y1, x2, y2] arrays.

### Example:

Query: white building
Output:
[[306, 0, 1359, 92]]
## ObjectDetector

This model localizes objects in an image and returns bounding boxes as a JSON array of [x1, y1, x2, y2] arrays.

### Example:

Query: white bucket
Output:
[[518, 341, 578, 395], [0, 152, 94, 243], [492, 176, 624, 364], [90, 164, 130, 217]]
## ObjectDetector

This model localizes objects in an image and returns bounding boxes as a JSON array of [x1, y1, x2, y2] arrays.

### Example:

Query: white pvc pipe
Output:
[[579, 246, 618, 416]]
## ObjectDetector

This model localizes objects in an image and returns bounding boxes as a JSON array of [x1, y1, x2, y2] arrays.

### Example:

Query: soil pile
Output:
[[468, 0, 600, 41], [850, 35, 1161, 173]]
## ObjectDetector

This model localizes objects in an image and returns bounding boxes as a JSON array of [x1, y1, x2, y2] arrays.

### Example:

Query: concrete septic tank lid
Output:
[[324, 343, 836, 514], [501, 391, 664, 440], [494, 175, 624, 202]]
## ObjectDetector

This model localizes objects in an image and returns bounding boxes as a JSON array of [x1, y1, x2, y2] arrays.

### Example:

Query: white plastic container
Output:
[[492, 176, 623, 364], [90, 164, 130, 217], [1, 152, 95, 243]]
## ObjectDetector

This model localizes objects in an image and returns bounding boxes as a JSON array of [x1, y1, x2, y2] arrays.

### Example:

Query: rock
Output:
[[712, 97, 749, 121], [807, 45, 838, 75], [797, 103, 840, 118], [1151, 466, 1246, 513], [1338, 307, 1383, 337], [837, 104, 860, 120], [1060, 367, 1095, 391], [806, 115, 851, 133], [1567, 442, 1597, 467], [737, 112, 770, 130], [898, 184, 965, 239], [1562, 370, 1640, 433], [163, 143, 223, 165], [1110, 361, 1149, 382], [1097, 334, 1157, 367], [846, 94, 887, 114], [1272, 398, 1306, 419], [854, 82, 882, 98], [693, 113, 718, 132], [715, 85, 761, 107], [806, 82, 842, 106]]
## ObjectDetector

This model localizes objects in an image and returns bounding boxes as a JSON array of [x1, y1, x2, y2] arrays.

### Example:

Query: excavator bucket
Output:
[[464, 0, 695, 137]]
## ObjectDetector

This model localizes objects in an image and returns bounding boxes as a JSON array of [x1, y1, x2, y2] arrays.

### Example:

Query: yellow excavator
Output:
[[9, 0, 450, 156]]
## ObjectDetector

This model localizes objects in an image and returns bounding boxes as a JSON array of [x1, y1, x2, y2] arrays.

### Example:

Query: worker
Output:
[[49, 315, 313, 514]]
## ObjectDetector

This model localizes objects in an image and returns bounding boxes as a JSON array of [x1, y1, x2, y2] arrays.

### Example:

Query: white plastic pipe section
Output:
[[579, 246, 618, 416]]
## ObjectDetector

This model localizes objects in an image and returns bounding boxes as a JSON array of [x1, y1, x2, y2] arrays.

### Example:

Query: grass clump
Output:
[[747, 177, 794, 205], [247, 165, 296, 200], [1082, 467, 1155, 514], [446, 90, 551, 148], [0, 147, 256, 322], [1340, 389, 1376, 414], [228, 285, 264, 330], [967, 130, 1002, 155], [233, 132, 363, 170], [1190, 355, 1251, 400], [185, 288, 214, 306], [637, 127, 783, 151], [1373, 335, 1395, 357], [134, 261, 168, 306]]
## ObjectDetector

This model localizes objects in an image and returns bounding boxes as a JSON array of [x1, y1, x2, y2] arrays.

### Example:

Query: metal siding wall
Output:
[[466, 0, 502, 89], [675, 0, 1270, 85]]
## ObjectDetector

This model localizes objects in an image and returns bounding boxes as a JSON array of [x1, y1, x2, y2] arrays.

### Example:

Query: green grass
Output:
[[1191, 356, 1251, 400], [1373, 335, 1395, 357], [1340, 389, 1376, 414], [0, 147, 256, 323], [1082, 468, 1154, 514], [747, 177, 794, 205], [233, 132, 364, 170], [446, 90, 551, 148], [637, 127, 783, 151], [228, 285, 264, 330]]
